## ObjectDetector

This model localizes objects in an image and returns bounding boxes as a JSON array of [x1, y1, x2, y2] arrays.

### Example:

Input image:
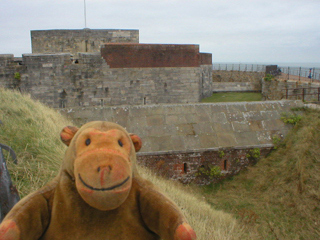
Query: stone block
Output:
[[199, 134, 219, 148], [210, 112, 228, 123], [212, 122, 233, 132], [248, 120, 264, 131], [235, 132, 259, 146], [232, 121, 251, 132], [216, 132, 237, 147], [146, 115, 164, 126], [262, 119, 285, 131], [176, 123, 196, 136], [243, 111, 264, 121], [260, 110, 281, 120]]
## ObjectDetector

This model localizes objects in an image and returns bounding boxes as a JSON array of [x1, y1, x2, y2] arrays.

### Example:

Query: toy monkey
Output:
[[0, 121, 196, 240]]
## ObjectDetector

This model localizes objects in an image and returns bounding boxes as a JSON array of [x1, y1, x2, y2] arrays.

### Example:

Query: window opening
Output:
[[183, 163, 189, 173], [223, 160, 227, 170]]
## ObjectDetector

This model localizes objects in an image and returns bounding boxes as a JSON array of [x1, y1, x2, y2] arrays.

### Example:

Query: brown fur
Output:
[[0, 121, 196, 240]]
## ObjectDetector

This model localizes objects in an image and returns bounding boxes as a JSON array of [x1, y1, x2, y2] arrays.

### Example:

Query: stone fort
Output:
[[0, 29, 213, 108], [0, 29, 303, 184]]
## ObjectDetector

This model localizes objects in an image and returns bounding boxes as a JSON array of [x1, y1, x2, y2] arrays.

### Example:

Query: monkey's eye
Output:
[[85, 138, 91, 146], [118, 140, 123, 147]]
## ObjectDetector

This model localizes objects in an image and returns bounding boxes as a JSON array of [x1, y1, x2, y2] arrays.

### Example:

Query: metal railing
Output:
[[279, 67, 320, 81], [213, 64, 320, 82], [213, 64, 266, 72], [283, 87, 320, 102]]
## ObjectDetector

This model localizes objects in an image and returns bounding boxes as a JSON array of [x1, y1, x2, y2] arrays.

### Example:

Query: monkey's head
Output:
[[60, 121, 142, 211]]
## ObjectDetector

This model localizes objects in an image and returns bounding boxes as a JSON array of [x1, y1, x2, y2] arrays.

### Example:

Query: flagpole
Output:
[[84, 0, 87, 28]]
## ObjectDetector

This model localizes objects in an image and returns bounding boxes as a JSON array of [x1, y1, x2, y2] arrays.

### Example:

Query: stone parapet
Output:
[[60, 100, 303, 152]]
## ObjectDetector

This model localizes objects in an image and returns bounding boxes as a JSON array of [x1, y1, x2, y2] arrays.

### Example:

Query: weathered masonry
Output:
[[0, 29, 212, 108], [60, 100, 304, 184], [31, 29, 139, 55]]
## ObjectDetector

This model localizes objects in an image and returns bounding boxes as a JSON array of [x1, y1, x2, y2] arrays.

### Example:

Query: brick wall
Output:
[[200, 53, 212, 65], [137, 146, 273, 185], [100, 44, 201, 68]]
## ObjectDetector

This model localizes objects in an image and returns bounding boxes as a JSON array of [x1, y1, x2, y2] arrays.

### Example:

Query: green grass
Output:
[[201, 92, 262, 103], [199, 108, 320, 239]]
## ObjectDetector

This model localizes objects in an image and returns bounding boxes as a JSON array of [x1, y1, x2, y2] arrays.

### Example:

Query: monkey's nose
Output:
[[99, 165, 113, 186]]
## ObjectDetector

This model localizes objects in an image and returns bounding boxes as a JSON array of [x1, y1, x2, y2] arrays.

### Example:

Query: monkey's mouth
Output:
[[78, 174, 130, 191]]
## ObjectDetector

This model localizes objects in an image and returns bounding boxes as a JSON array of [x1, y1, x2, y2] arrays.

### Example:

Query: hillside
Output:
[[201, 107, 320, 239], [0, 88, 245, 239]]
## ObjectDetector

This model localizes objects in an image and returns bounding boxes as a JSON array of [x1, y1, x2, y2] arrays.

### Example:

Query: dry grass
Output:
[[139, 166, 247, 239], [0, 88, 245, 239], [0, 88, 71, 195], [201, 108, 320, 239]]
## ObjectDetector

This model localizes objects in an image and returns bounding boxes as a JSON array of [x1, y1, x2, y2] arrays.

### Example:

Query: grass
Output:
[[201, 92, 262, 103], [199, 108, 320, 239], [0, 88, 245, 239]]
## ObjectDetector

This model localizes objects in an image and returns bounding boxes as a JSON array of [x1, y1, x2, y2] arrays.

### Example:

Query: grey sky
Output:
[[1, 0, 319, 63]]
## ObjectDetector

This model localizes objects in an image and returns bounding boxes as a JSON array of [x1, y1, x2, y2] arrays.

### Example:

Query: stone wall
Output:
[[0, 55, 24, 89], [212, 70, 264, 92], [262, 79, 320, 101], [60, 100, 303, 152], [200, 65, 213, 98], [0, 53, 210, 108], [212, 82, 261, 92], [31, 29, 139, 55]]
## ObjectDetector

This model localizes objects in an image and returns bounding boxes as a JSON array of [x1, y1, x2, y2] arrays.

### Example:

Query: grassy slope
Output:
[[201, 92, 262, 103], [201, 108, 320, 239], [0, 88, 244, 240]]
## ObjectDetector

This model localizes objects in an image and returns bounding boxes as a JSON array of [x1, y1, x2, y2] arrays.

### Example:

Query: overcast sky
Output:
[[1, 0, 319, 64]]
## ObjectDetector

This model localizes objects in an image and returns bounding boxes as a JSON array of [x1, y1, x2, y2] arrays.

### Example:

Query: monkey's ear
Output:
[[129, 134, 142, 152], [60, 126, 79, 146]]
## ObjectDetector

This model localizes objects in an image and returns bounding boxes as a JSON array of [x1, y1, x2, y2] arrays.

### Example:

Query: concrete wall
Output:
[[31, 29, 139, 55], [60, 100, 303, 152]]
